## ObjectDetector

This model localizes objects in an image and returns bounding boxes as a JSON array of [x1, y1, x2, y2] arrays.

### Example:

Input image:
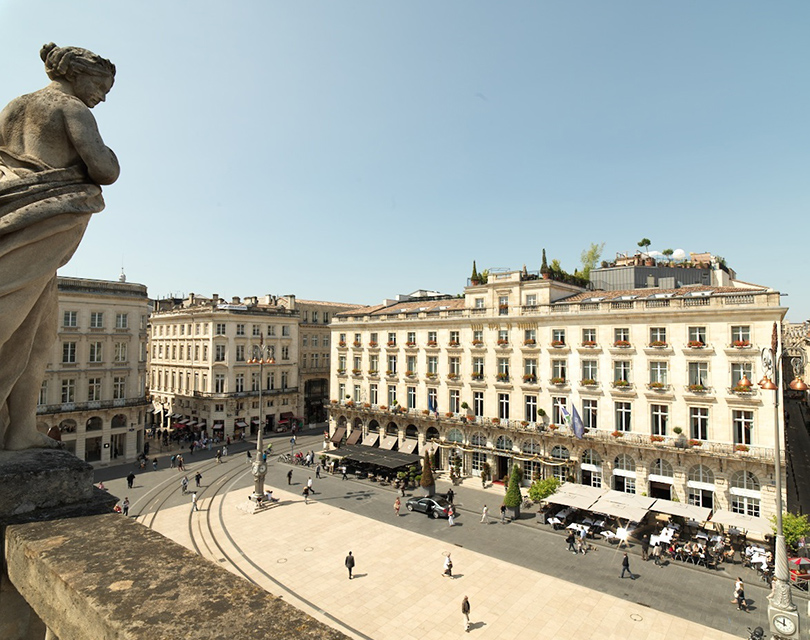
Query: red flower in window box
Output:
[[611, 430, 624, 438]]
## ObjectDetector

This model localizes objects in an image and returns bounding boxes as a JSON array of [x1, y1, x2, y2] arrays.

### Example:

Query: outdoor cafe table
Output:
[[567, 523, 590, 536], [556, 507, 574, 520]]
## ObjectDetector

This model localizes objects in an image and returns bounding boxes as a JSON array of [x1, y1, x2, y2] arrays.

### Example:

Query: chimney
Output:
[[232, 296, 241, 304]]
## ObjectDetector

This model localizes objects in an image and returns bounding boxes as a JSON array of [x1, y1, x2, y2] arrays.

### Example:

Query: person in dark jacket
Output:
[[345, 551, 355, 579]]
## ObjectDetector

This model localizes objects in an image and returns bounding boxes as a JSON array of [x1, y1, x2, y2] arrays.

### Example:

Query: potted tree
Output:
[[503, 464, 524, 520], [673, 426, 687, 448], [420, 451, 435, 496], [528, 476, 561, 523], [480, 461, 492, 488]]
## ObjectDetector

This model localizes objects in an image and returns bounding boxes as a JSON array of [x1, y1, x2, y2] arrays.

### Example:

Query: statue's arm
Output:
[[63, 102, 120, 185]]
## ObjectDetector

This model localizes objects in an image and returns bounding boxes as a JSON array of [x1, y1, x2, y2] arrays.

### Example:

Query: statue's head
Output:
[[40, 43, 116, 107]]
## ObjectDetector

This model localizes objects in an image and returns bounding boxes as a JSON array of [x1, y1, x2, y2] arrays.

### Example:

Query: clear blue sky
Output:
[[2, 1, 808, 319]]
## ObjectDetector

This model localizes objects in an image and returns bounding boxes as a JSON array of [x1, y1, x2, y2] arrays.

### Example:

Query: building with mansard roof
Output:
[[327, 263, 792, 523]]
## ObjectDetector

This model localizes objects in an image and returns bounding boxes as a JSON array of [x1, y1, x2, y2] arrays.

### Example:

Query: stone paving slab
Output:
[[148, 485, 740, 640]]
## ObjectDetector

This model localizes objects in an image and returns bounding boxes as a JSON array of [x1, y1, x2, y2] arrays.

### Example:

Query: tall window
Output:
[[387, 385, 397, 406], [498, 295, 509, 315], [311, 311, 319, 323], [472, 329, 483, 343], [449, 389, 460, 413], [581, 360, 598, 382], [215, 345, 226, 362], [353, 385, 361, 402], [89, 342, 102, 363], [525, 294, 537, 307], [614, 360, 631, 383], [235, 374, 245, 393], [524, 328, 536, 343], [525, 395, 537, 422], [498, 393, 510, 419], [552, 396, 567, 424], [115, 313, 128, 329], [688, 326, 706, 345], [387, 332, 396, 346], [524, 358, 537, 376], [730, 470, 761, 516], [649, 362, 668, 385], [733, 410, 753, 445], [407, 386, 417, 409], [61, 379, 75, 403], [215, 374, 225, 393], [90, 312, 103, 328], [649, 327, 667, 345], [688, 362, 708, 387], [62, 342, 77, 363], [473, 357, 484, 376], [473, 391, 484, 417], [550, 446, 570, 481], [370, 355, 379, 372], [449, 357, 460, 375], [236, 324, 245, 336], [651, 404, 669, 436], [215, 323, 226, 335], [113, 376, 126, 399], [614, 327, 630, 343], [427, 331, 437, 344], [731, 363, 753, 386], [38, 381, 47, 405], [582, 328, 596, 344], [369, 383, 378, 405], [87, 377, 101, 402], [615, 401, 631, 432], [281, 346, 289, 360], [427, 356, 438, 374], [552, 359, 567, 381], [498, 329, 509, 344], [428, 387, 438, 412], [387, 355, 397, 374], [552, 329, 566, 345], [449, 330, 460, 345], [583, 399, 597, 429], [497, 357, 509, 378], [63, 311, 77, 327], [731, 325, 751, 345], [690, 406, 709, 440], [235, 345, 245, 362]]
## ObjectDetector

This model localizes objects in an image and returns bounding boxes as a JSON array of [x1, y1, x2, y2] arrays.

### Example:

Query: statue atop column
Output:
[[0, 43, 119, 450]]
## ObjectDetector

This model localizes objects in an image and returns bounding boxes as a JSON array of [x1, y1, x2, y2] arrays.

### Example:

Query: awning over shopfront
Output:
[[235, 421, 248, 428], [178, 418, 190, 425], [543, 483, 608, 511], [379, 435, 398, 450], [171, 414, 181, 419], [399, 439, 418, 455], [589, 491, 655, 523], [187, 420, 198, 428], [708, 509, 771, 536], [345, 429, 362, 445], [362, 433, 379, 447], [650, 498, 711, 523], [329, 444, 421, 469], [330, 427, 346, 444]]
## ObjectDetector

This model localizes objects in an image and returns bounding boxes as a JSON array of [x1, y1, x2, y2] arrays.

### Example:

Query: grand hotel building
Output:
[[328, 264, 792, 521]]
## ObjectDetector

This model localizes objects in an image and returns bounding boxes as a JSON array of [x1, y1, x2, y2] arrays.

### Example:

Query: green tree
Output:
[[771, 512, 810, 549], [580, 242, 605, 280], [503, 464, 523, 508], [540, 248, 549, 276], [662, 248, 674, 263], [528, 476, 560, 503], [637, 238, 651, 254], [470, 260, 480, 282], [420, 450, 435, 489]]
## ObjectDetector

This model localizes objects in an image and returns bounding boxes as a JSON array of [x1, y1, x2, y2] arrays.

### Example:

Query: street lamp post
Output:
[[248, 340, 274, 500], [760, 322, 808, 639]]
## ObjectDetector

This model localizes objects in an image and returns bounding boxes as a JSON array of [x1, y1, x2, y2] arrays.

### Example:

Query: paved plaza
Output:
[[111, 437, 761, 640]]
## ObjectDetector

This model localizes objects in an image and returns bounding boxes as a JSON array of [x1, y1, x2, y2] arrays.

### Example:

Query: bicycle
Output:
[[277, 453, 291, 464]]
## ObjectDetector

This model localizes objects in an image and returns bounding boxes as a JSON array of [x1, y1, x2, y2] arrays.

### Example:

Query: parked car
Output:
[[405, 496, 452, 518]]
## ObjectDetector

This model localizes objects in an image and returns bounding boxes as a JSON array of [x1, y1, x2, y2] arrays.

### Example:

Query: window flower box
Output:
[[611, 430, 624, 438], [426, 373, 437, 379], [406, 341, 416, 347], [471, 372, 484, 380], [472, 339, 483, 346], [688, 384, 706, 392], [548, 424, 559, 431], [427, 340, 438, 347], [445, 412, 454, 418], [650, 435, 665, 443], [422, 410, 430, 416], [732, 384, 752, 393], [649, 341, 668, 348], [523, 338, 536, 346], [385, 370, 395, 376], [345, 401, 354, 407], [496, 373, 509, 381], [363, 402, 371, 408], [581, 379, 597, 387], [405, 370, 415, 377], [338, 341, 346, 347], [521, 421, 530, 427], [497, 339, 509, 346], [687, 341, 705, 348], [352, 341, 361, 347], [581, 341, 596, 347], [550, 377, 566, 385], [522, 374, 537, 383], [351, 369, 361, 375], [448, 373, 459, 380], [551, 340, 565, 347], [735, 444, 750, 452], [465, 415, 475, 422], [449, 341, 460, 347], [612, 379, 630, 388], [368, 341, 378, 348], [331, 399, 338, 404], [491, 417, 501, 424], [379, 405, 388, 410], [337, 369, 346, 374], [613, 340, 631, 348], [498, 305, 509, 312], [386, 341, 396, 347], [689, 439, 703, 447], [648, 381, 665, 389], [368, 370, 378, 376], [733, 340, 751, 348]]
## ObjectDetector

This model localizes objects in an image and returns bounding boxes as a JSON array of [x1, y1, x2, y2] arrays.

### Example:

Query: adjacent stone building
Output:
[[328, 264, 791, 522], [36, 276, 150, 464]]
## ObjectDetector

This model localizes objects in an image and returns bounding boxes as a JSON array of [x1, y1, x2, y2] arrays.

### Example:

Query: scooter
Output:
[[747, 627, 764, 640]]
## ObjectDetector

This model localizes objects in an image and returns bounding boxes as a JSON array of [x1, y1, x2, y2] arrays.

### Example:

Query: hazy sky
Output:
[[2, 2, 808, 320]]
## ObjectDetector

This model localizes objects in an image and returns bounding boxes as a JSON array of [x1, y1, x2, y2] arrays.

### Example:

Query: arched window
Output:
[[337, 415, 348, 428], [730, 470, 761, 517], [730, 470, 760, 492], [550, 446, 569, 481], [650, 458, 673, 477], [111, 414, 127, 429], [406, 424, 419, 439], [522, 439, 541, 482], [614, 454, 635, 471], [426, 426, 440, 441], [580, 448, 602, 487], [551, 446, 570, 461], [688, 465, 714, 485], [353, 417, 363, 429], [471, 433, 487, 447], [59, 419, 77, 433], [447, 428, 464, 444], [581, 449, 601, 466], [522, 439, 540, 455], [386, 423, 398, 436], [495, 435, 513, 451], [86, 417, 103, 431]]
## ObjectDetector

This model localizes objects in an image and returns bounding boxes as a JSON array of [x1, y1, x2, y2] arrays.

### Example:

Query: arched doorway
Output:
[[580, 449, 602, 488], [648, 458, 674, 499], [687, 464, 715, 508], [550, 445, 570, 482], [613, 454, 636, 494], [386, 423, 398, 436], [85, 416, 103, 462], [522, 439, 541, 484], [470, 432, 487, 477], [495, 435, 514, 481]]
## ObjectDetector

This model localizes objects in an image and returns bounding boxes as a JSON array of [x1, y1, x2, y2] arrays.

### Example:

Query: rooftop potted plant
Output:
[[673, 426, 686, 448], [503, 464, 524, 520]]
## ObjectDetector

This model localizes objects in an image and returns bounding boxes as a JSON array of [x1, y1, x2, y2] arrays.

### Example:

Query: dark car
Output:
[[405, 496, 452, 518]]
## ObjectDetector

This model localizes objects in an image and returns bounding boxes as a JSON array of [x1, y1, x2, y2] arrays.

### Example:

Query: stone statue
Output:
[[0, 43, 119, 450]]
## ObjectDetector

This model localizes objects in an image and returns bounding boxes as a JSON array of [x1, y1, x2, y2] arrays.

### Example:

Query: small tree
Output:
[[580, 242, 605, 280], [503, 464, 523, 509], [663, 248, 674, 263], [637, 238, 651, 254], [528, 476, 561, 503], [540, 248, 549, 277], [470, 260, 480, 283], [420, 451, 435, 489], [771, 512, 810, 549]]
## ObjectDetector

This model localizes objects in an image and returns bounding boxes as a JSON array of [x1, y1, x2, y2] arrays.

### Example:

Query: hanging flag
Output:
[[427, 396, 435, 413], [560, 406, 572, 429], [571, 405, 585, 439]]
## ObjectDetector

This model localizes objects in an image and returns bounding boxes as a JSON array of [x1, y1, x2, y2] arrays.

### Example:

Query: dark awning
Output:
[[332, 444, 420, 470], [330, 427, 346, 444], [345, 429, 363, 445]]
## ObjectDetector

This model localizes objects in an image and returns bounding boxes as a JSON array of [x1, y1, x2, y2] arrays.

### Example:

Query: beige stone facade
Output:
[[328, 269, 789, 522], [36, 277, 150, 464]]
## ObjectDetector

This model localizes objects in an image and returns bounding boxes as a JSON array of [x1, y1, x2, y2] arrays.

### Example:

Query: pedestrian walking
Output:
[[316, 464, 321, 479], [735, 577, 749, 611], [152, 458, 158, 471], [222, 445, 228, 456], [620, 552, 635, 579], [641, 535, 649, 561], [189, 443, 194, 456], [480, 504, 488, 524], [394, 497, 401, 516], [652, 542, 663, 566], [448, 506, 456, 527], [126, 472, 135, 489], [500, 503, 507, 524], [181, 476, 189, 494], [122, 497, 130, 516], [566, 531, 577, 553], [461, 596, 471, 632], [341, 465, 348, 481], [345, 551, 355, 579], [177, 455, 185, 471], [216, 449, 222, 464], [191, 492, 199, 512], [287, 469, 293, 485], [170, 454, 176, 469], [443, 553, 453, 578], [399, 481, 405, 497], [307, 476, 314, 494], [194, 471, 202, 487], [302, 485, 310, 504], [246, 450, 252, 464], [446, 487, 454, 504]]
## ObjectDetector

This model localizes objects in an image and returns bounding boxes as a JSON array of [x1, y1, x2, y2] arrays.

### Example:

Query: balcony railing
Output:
[[37, 396, 150, 415]]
